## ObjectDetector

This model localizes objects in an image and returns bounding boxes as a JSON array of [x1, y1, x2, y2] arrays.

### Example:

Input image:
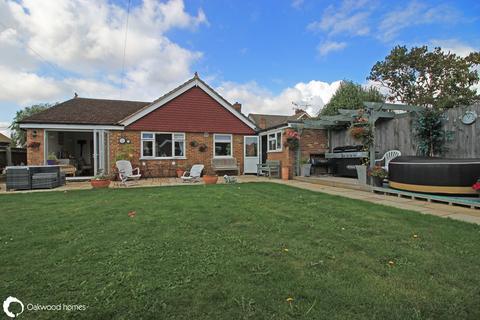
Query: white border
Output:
[[213, 133, 233, 158], [140, 131, 186, 160], [243, 135, 260, 173], [267, 130, 283, 153]]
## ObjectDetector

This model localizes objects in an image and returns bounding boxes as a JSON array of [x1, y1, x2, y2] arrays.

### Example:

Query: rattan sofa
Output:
[[6, 166, 65, 191]]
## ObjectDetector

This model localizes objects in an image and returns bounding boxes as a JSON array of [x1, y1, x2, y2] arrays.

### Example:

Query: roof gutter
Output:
[[19, 123, 125, 130]]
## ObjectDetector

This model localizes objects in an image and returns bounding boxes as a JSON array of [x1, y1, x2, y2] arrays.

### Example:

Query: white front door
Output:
[[244, 136, 259, 174]]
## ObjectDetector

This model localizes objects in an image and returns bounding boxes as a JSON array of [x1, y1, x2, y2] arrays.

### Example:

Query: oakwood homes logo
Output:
[[3, 296, 24, 318], [3, 296, 88, 318]]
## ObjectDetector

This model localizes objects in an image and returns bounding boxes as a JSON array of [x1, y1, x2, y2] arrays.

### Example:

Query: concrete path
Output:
[[273, 179, 480, 225]]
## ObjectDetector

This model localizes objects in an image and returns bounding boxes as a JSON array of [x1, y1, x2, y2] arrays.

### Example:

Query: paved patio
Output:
[[1, 175, 479, 224], [0, 175, 271, 193]]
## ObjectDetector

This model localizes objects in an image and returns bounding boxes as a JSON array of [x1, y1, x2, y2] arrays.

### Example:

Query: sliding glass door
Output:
[[93, 130, 109, 175]]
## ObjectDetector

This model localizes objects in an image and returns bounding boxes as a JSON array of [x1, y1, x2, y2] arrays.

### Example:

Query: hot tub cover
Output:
[[388, 156, 480, 194]]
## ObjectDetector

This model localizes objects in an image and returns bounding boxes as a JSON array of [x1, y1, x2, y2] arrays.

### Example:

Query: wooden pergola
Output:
[[290, 102, 423, 173]]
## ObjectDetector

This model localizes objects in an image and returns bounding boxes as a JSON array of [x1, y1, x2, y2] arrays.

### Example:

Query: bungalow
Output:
[[20, 74, 328, 178]]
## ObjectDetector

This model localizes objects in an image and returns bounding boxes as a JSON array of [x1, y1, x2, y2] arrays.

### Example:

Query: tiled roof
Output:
[[0, 132, 11, 144], [21, 98, 150, 125], [248, 111, 310, 129]]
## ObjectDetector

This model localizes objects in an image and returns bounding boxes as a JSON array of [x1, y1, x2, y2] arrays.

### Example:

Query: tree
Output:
[[368, 45, 480, 108], [320, 80, 384, 116], [414, 108, 451, 156], [10, 104, 53, 147]]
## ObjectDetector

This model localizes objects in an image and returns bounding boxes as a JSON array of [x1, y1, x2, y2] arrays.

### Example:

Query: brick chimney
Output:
[[259, 117, 267, 129], [232, 102, 242, 112]]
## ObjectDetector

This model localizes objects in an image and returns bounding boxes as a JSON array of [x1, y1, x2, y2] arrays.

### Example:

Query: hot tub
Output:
[[388, 157, 480, 194]]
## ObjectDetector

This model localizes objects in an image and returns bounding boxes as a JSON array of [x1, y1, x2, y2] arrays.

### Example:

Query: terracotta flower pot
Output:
[[176, 169, 185, 178], [203, 175, 218, 184], [281, 166, 290, 180], [90, 179, 111, 189]]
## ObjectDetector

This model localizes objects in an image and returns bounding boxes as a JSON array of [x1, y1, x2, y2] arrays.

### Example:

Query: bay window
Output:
[[141, 132, 185, 158], [214, 134, 232, 157], [267, 131, 282, 152]]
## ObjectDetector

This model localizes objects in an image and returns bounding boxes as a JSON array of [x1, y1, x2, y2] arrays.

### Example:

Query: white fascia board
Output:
[[259, 126, 289, 135], [19, 123, 124, 130]]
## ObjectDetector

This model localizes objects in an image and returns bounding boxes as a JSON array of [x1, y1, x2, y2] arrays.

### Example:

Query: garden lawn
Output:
[[1, 182, 479, 319]]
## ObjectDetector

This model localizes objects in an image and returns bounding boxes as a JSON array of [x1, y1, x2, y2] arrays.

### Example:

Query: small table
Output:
[[59, 164, 77, 177]]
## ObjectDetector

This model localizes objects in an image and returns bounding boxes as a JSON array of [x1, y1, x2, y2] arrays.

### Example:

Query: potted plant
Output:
[[203, 168, 218, 185], [349, 117, 374, 185], [472, 179, 480, 196], [300, 158, 312, 177], [47, 152, 57, 165], [90, 170, 112, 189], [369, 166, 388, 187], [284, 129, 300, 150], [176, 165, 186, 178]]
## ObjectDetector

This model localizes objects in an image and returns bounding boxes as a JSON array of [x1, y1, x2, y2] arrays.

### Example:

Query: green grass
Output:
[[1, 183, 479, 319]]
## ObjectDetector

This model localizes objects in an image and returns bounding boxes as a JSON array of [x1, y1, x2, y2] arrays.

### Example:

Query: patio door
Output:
[[93, 130, 109, 175], [244, 136, 259, 174]]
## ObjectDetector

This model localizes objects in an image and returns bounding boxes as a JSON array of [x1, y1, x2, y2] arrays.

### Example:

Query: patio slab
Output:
[[0, 175, 271, 194]]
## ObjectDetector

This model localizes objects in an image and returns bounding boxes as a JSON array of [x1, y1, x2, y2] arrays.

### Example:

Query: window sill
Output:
[[267, 150, 283, 153], [213, 156, 234, 159]]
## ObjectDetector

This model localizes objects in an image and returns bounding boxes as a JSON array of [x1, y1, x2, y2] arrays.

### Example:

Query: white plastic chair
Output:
[[116, 160, 141, 186], [375, 150, 401, 172], [181, 164, 204, 183]]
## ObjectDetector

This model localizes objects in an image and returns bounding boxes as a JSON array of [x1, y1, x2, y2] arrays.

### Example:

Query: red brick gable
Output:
[[127, 87, 255, 134]]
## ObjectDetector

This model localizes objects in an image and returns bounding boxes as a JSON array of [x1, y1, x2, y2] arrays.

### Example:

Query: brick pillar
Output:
[[26, 129, 45, 165]]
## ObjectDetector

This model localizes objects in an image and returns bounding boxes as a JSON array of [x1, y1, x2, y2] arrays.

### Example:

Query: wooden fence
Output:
[[329, 103, 480, 158]]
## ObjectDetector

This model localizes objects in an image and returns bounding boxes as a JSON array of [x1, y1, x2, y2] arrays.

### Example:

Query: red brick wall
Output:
[[110, 131, 247, 177], [266, 128, 328, 178], [299, 129, 329, 160], [26, 129, 45, 165]]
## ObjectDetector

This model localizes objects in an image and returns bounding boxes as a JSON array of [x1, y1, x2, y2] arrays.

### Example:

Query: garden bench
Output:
[[257, 160, 280, 178], [211, 158, 240, 175]]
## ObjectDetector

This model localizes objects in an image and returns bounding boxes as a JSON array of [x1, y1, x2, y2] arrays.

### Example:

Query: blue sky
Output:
[[0, 0, 479, 135]]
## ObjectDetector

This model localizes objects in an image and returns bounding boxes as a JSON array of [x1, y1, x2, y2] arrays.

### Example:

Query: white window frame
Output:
[[140, 131, 186, 159], [267, 130, 282, 152], [213, 134, 233, 158]]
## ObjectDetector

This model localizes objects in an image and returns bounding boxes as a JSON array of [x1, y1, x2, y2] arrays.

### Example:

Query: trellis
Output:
[[290, 102, 422, 174]]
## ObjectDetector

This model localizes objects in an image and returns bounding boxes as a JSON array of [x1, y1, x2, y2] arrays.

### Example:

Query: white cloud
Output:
[[308, 0, 372, 37], [217, 80, 342, 117], [0, 66, 63, 105], [429, 39, 478, 57], [317, 41, 347, 56], [0, 0, 207, 105], [378, 2, 460, 41]]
